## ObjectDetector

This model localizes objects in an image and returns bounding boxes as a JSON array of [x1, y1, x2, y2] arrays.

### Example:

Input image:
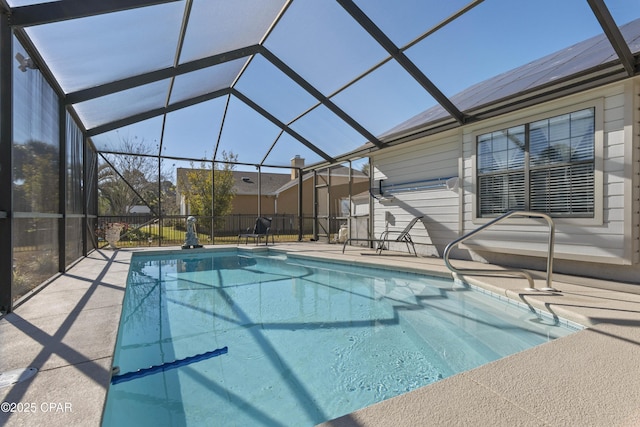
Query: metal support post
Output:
[[0, 15, 14, 313]]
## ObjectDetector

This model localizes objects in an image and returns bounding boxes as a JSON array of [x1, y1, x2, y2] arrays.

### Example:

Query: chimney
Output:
[[291, 155, 304, 180]]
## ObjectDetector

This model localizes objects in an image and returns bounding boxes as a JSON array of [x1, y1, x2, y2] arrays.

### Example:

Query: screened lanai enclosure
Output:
[[1, 0, 640, 313]]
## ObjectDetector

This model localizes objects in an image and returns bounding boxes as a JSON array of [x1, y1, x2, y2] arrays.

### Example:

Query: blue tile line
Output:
[[467, 284, 585, 331]]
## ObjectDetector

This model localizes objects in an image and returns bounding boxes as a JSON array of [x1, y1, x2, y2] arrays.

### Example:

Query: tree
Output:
[[98, 136, 173, 215], [158, 178, 179, 215], [13, 140, 59, 213], [178, 151, 237, 228]]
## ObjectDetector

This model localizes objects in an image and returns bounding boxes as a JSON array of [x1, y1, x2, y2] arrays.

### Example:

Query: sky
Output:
[[13, 0, 640, 174]]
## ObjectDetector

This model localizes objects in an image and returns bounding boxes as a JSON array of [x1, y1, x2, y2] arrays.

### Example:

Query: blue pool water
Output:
[[102, 250, 578, 426]]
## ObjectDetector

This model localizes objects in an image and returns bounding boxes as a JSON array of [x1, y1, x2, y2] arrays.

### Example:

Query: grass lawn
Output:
[[107, 224, 310, 248]]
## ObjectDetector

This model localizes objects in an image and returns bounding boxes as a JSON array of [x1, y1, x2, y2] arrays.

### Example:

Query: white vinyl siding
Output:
[[369, 79, 638, 281], [462, 85, 639, 264], [371, 131, 460, 257]]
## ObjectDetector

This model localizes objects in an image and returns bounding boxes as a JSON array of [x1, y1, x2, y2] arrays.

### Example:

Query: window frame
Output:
[[471, 99, 603, 226]]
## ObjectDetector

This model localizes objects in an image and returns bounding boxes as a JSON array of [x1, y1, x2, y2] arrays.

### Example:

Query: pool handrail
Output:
[[443, 210, 557, 292]]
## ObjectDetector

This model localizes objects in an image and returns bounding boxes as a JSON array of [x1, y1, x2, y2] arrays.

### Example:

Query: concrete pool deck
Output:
[[1, 243, 639, 426]]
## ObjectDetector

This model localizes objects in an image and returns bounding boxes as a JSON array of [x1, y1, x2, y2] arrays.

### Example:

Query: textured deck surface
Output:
[[1, 243, 639, 426]]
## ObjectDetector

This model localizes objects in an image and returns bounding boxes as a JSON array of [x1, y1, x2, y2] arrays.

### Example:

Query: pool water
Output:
[[102, 250, 578, 426]]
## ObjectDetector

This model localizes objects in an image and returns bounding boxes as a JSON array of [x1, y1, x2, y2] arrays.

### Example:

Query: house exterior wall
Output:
[[179, 193, 279, 216], [372, 77, 640, 284], [325, 175, 370, 216], [276, 177, 314, 215], [231, 194, 278, 216], [276, 174, 370, 217], [372, 130, 462, 258], [350, 194, 370, 244], [177, 169, 369, 222]]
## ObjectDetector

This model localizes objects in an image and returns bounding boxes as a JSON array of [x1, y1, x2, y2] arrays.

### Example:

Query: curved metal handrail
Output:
[[443, 211, 557, 292]]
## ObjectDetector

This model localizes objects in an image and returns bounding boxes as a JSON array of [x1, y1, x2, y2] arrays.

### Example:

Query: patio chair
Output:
[[342, 215, 423, 256], [375, 216, 423, 256], [238, 216, 274, 246]]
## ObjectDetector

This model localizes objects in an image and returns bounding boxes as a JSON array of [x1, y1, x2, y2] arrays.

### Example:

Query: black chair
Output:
[[238, 217, 274, 246]]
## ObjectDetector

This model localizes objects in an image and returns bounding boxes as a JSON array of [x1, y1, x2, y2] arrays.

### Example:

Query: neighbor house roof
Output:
[[274, 165, 369, 194], [231, 171, 292, 196], [176, 167, 292, 197]]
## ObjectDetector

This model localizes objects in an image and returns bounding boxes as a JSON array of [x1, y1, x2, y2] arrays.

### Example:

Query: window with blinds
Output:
[[477, 108, 595, 217]]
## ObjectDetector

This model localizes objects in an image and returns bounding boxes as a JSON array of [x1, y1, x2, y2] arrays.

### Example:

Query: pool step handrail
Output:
[[443, 210, 558, 292]]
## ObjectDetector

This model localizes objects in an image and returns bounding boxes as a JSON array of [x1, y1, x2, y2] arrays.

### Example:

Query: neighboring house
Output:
[[176, 156, 370, 219], [229, 171, 292, 215], [369, 19, 640, 284], [176, 168, 290, 216], [274, 165, 369, 217]]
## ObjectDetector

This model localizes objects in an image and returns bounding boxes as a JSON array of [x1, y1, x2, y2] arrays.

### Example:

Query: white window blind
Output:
[[477, 108, 594, 217]]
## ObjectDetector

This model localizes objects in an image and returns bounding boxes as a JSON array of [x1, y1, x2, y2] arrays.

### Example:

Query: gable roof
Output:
[[273, 165, 369, 194], [175, 167, 292, 196], [231, 171, 291, 196], [176, 165, 367, 197]]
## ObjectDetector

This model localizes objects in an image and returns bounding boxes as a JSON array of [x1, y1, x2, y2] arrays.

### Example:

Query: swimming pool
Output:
[[102, 249, 579, 426]]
